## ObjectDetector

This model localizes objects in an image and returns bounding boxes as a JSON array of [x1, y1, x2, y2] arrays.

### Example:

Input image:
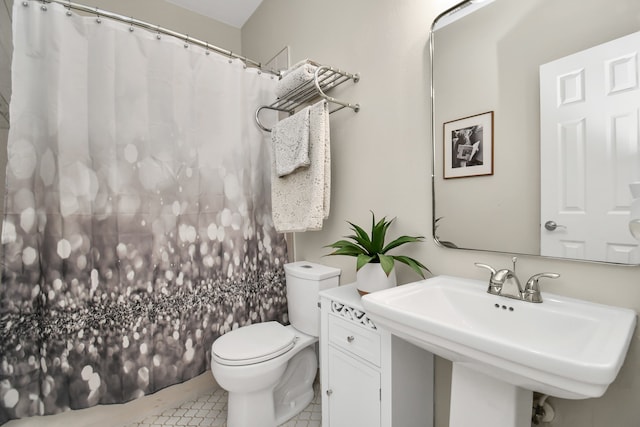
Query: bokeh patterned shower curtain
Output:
[[0, 2, 287, 423]]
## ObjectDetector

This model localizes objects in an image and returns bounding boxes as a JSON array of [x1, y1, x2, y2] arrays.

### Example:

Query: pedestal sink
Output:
[[361, 276, 637, 427]]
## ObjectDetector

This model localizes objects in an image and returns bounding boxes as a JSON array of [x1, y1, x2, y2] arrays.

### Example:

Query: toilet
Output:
[[210, 261, 340, 427]]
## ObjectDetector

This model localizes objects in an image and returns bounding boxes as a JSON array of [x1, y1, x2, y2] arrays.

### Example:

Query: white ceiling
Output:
[[165, 0, 264, 28]]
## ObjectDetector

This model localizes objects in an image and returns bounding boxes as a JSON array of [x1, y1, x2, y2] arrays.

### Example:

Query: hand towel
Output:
[[275, 61, 318, 99], [272, 100, 330, 232], [282, 59, 315, 76], [314, 101, 331, 220], [271, 107, 311, 177]]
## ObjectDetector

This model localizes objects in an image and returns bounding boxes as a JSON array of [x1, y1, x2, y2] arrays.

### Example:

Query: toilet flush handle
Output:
[[347, 336, 355, 343]]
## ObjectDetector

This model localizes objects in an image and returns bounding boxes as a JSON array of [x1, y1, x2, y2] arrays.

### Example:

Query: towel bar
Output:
[[256, 64, 360, 132]]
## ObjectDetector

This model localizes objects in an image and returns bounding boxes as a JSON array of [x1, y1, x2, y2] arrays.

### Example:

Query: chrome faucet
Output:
[[475, 257, 560, 303]]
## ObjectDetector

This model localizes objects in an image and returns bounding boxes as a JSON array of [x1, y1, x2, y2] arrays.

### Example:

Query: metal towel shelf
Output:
[[255, 64, 360, 132]]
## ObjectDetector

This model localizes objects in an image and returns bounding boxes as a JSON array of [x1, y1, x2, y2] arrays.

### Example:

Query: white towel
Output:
[[272, 100, 330, 232], [275, 61, 317, 99], [271, 107, 311, 177]]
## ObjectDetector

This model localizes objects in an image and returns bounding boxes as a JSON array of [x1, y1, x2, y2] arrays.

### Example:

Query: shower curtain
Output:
[[0, 2, 287, 423]]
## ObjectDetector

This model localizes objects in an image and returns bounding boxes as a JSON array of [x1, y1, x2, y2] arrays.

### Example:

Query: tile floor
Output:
[[127, 381, 322, 427]]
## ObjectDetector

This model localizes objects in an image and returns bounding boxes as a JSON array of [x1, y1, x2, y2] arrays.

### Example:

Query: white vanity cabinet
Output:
[[319, 284, 434, 427]]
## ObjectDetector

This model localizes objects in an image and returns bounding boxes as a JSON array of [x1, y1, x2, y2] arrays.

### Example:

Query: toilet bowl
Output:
[[210, 261, 340, 427]]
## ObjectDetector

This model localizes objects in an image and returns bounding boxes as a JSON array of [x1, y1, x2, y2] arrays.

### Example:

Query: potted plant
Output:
[[325, 212, 430, 295]]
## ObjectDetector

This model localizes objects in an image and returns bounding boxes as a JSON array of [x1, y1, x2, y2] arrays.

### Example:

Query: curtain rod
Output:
[[31, 0, 279, 76]]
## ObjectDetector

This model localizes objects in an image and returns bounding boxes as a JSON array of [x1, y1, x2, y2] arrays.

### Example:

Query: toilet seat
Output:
[[212, 321, 297, 366]]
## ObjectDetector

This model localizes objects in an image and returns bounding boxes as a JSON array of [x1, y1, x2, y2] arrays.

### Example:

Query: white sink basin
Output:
[[361, 275, 636, 399]]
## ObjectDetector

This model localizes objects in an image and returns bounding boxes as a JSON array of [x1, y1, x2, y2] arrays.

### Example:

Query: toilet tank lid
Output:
[[284, 261, 341, 280]]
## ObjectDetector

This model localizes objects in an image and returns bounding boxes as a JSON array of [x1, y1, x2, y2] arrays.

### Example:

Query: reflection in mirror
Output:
[[431, 0, 640, 264]]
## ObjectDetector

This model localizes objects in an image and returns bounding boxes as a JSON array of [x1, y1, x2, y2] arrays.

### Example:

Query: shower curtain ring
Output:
[[156, 25, 161, 40], [228, 51, 233, 63], [65, 0, 72, 16], [205, 42, 210, 55], [40, 0, 47, 11], [95, 8, 101, 23], [22, 1, 28, 7], [184, 35, 189, 48], [129, 17, 134, 32]]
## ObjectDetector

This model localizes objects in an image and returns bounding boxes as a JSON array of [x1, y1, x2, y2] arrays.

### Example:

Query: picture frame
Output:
[[443, 111, 494, 179]]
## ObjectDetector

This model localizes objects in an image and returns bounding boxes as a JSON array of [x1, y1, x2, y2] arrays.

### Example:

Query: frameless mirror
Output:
[[431, 0, 640, 264]]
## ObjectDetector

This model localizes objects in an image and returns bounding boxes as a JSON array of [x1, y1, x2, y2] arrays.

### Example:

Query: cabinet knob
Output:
[[326, 389, 333, 396], [346, 336, 355, 343]]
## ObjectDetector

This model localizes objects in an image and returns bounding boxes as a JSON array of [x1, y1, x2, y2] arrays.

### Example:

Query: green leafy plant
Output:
[[325, 212, 429, 278]]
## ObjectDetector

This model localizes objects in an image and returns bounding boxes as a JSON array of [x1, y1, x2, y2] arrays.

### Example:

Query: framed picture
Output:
[[443, 111, 494, 179]]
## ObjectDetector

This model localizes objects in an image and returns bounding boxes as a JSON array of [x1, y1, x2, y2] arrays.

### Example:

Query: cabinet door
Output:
[[327, 346, 381, 427]]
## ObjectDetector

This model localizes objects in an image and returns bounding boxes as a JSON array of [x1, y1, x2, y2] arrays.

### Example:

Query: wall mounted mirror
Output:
[[431, 0, 640, 265]]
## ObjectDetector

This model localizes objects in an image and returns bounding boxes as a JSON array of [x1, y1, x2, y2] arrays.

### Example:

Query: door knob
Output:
[[544, 221, 566, 231]]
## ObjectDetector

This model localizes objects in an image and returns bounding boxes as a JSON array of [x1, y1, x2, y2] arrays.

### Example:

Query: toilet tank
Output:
[[284, 261, 341, 337]]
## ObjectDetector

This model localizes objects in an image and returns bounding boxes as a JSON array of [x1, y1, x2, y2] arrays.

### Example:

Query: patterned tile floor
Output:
[[127, 381, 322, 427]]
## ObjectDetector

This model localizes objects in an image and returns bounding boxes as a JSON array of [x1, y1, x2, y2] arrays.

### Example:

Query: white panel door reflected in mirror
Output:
[[539, 31, 640, 264]]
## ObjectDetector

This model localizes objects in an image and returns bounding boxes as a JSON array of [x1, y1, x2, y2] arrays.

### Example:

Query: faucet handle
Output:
[[475, 263, 496, 275], [524, 272, 560, 303], [475, 263, 501, 294], [526, 272, 560, 286]]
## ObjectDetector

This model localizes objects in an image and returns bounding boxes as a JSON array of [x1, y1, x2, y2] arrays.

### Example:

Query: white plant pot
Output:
[[356, 263, 397, 295]]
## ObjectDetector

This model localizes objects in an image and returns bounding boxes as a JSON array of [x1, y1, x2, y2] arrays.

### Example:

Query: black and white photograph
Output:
[[443, 111, 494, 178]]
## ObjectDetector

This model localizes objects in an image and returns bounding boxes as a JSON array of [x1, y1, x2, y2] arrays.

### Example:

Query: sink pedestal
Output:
[[450, 364, 532, 427]]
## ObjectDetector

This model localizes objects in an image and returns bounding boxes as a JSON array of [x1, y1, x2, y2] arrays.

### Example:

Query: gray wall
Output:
[[3, 0, 640, 425], [243, 1, 640, 426]]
